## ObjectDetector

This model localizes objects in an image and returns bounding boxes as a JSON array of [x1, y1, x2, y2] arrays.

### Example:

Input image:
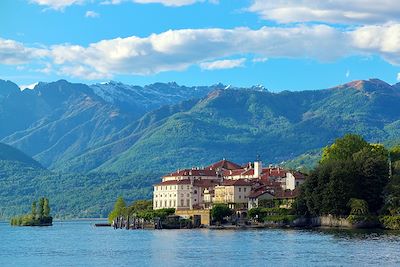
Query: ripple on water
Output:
[[0, 222, 400, 266]]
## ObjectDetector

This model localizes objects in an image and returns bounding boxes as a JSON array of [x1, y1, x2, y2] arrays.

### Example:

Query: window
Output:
[[187, 193, 189, 197], [186, 199, 190, 206], [187, 185, 190, 189], [155, 201, 158, 208], [181, 199, 184, 206], [181, 194, 184, 197], [239, 195, 242, 199], [160, 201, 163, 208], [165, 200, 167, 207], [173, 200, 176, 207], [169, 200, 172, 207], [239, 188, 241, 192], [181, 186, 183, 189], [244, 188, 247, 192], [194, 199, 197, 202], [194, 190, 197, 194]]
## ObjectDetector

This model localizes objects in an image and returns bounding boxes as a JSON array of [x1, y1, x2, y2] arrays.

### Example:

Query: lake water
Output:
[[1, 221, 400, 266]]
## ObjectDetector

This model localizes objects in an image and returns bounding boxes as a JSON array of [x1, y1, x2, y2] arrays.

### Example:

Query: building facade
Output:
[[153, 159, 305, 211]]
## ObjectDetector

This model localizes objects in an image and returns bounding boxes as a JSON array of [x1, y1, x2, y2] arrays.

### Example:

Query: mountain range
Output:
[[0, 78, 400, 217]]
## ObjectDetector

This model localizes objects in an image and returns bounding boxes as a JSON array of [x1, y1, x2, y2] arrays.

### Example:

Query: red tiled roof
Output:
[[206, 159, 242, 170], [193, 179, 220, 188], [274, 188, 299, 199], [261, 167, 287, 178], [248, 190, 274, 199], [241, 169, 255, 176], [163, 168, 217, 178], [222, 169, 246, 176], [292, 172, 305, 180], [155, 179, 191, 186]]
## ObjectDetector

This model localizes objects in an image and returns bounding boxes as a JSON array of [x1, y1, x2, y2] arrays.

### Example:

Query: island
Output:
[[10, 197, 53, 226], [108, 134, 400, 230]]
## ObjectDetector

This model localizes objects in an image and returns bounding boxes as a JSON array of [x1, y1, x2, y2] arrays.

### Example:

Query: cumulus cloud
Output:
[[0, 38, 48, 64], [248, 0, 400, 25], [200, 58, 246, 70], [48, 25, 350, 78], [85, 10, 100, 18], [30, 0, 85, 10], [2, 24, 400, 79]]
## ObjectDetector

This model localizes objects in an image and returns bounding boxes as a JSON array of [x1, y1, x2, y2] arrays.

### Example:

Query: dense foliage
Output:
[[296, 134, 391, 217], [108, 198, 175, 222], [211, 204, 233, 223], [0, 159, 159, 219]]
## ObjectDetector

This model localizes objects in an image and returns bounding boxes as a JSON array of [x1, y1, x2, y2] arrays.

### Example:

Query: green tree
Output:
[[211, 204, 232, 224], [353, 145, 389, 213], [348, 198, 369, 215], [390, 145, 400, 162], [297, 134, 390, 216], [108, 196, 127, 222], [38, 198, 45, 219], [31, 201, 37, 219], [321, 134, 368, 163], [126, 199, 153, 216], [43, 198, 50, 217]]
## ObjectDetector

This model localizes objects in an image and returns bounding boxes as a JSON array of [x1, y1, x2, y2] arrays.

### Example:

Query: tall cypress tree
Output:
[[31, 201, 37, 219], [43, 198, 50, 217], [38, 198, 45, 219]]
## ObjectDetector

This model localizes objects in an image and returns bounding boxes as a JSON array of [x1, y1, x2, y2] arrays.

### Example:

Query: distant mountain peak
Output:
[[336, 78, 395, 94], [250, 84, 268, 91]]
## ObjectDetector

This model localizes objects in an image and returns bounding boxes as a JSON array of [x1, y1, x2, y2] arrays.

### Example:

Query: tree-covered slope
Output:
[[96, 79, 400, 173], [0, 79, 217, 169], [0, 159, 159, 219]]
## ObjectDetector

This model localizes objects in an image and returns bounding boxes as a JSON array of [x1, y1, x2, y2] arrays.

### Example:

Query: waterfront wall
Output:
[[292, 215, 380, 229], [175, 210, 211, 226]]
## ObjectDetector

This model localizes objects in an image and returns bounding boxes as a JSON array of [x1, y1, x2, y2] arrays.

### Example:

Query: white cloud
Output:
[[0, 38, 47, 64], [346, 70, 350, 78], [252, 57, 268, 63], [31, 0, 215, 9], [19, 82, 39, 90], [30, 0, 85, 10], [133, 0, 201, 6], [85, 10, 100, 18], [48, 25, 349, 79], [248, 0, 400, 25], [397, 73, 400, 81], [200, 58, 246, 70], [2, 23, 400, 79]]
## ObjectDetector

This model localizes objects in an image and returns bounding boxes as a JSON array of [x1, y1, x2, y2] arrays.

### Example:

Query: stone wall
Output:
[[175, 209, 211, 226], [292, 215, 380, 229]]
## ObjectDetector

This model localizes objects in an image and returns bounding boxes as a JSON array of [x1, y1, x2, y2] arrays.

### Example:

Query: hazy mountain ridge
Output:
[[1, 78, 400, 218], [0, 79, 218, 169], [0, 78, 399, 175], [94, 78, 400, 173]]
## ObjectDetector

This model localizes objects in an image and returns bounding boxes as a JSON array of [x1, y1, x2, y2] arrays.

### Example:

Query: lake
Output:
[[1, 221, 400, 266]]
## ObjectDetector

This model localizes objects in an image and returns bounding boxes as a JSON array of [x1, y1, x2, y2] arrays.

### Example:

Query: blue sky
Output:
[[1, 0, 400, 91]]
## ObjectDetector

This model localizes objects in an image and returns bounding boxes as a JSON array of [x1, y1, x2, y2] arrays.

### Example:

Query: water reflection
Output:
[[1, 222, 400, 266]]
